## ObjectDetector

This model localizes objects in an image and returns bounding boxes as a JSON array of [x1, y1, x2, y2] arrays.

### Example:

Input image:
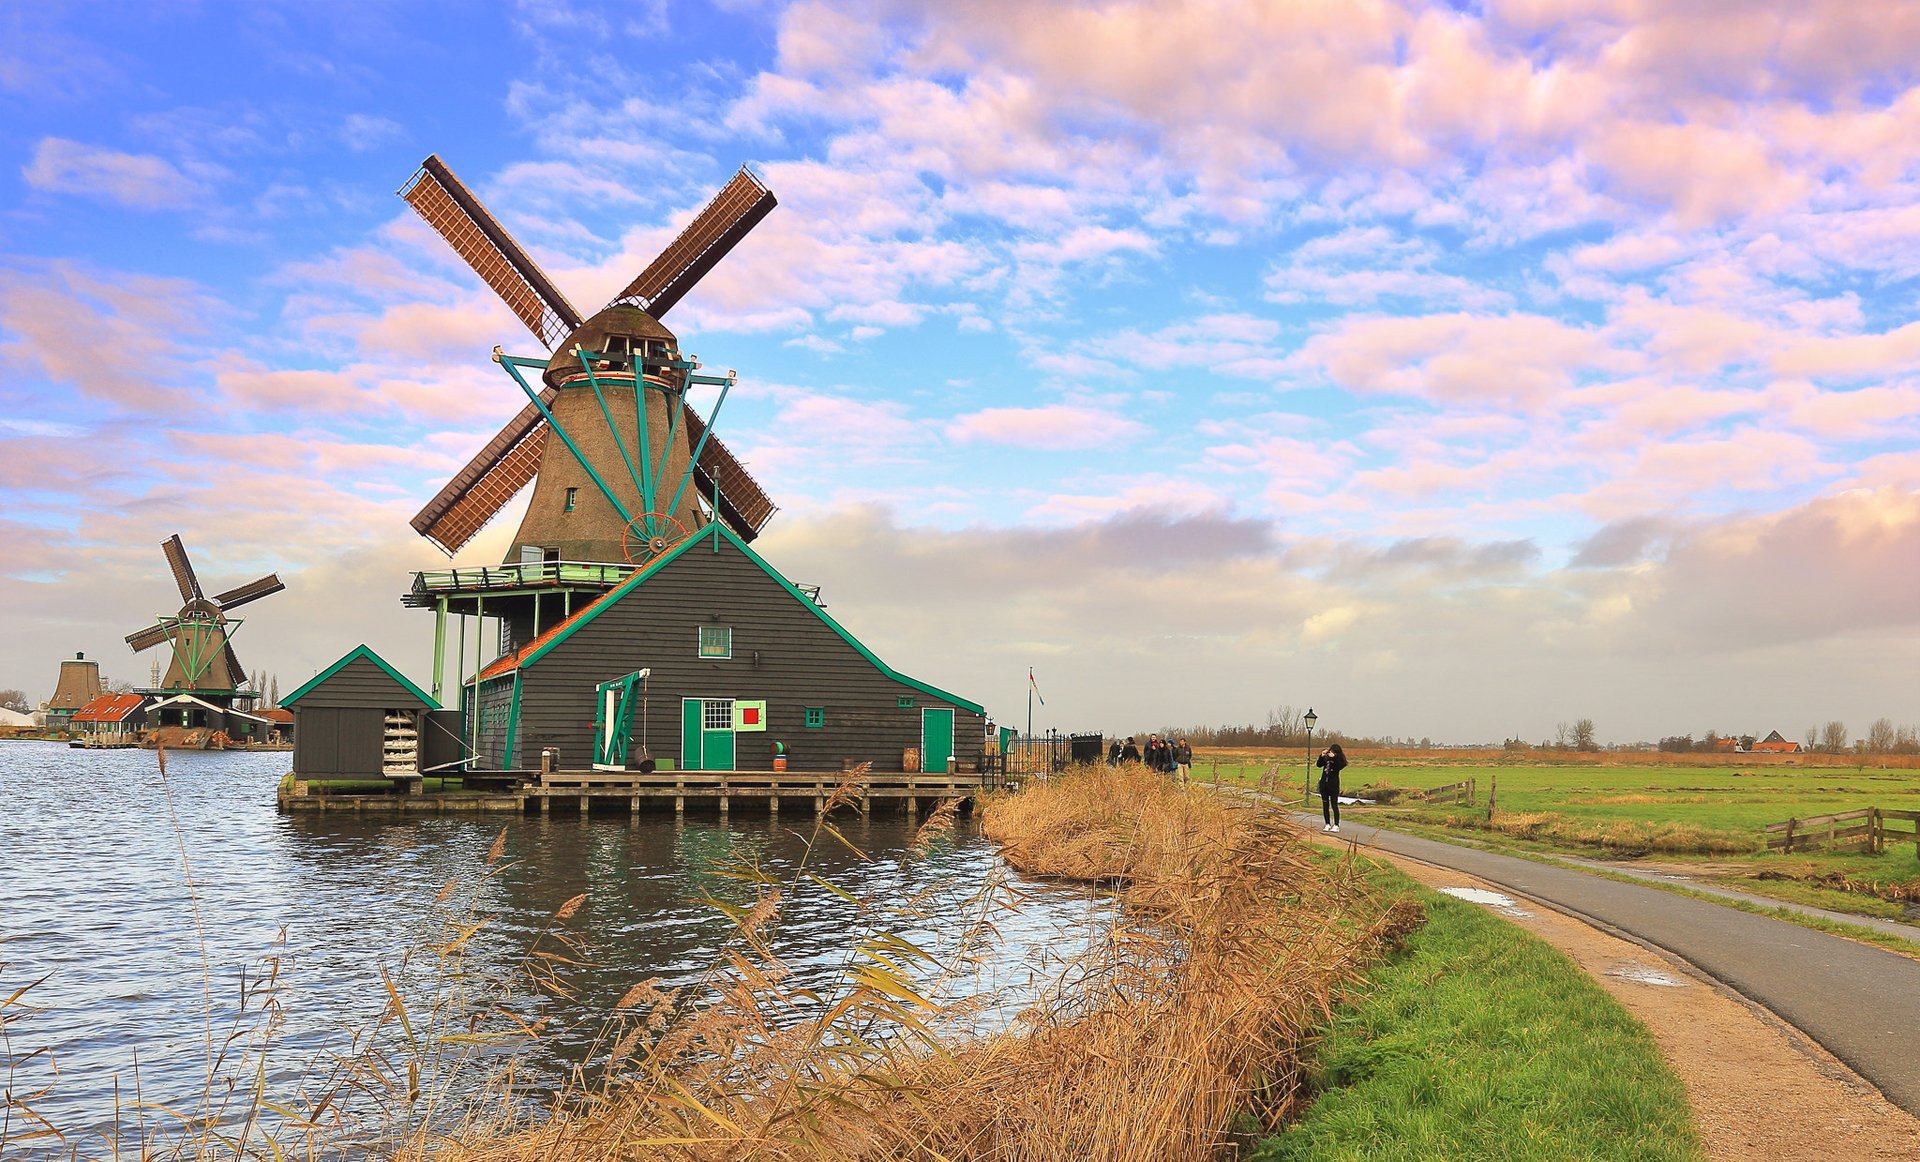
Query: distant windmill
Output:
[[124, 535, 285, 694], [399, 155, 779, 565]]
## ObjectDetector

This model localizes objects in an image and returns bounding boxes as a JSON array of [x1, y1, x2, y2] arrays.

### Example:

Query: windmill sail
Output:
[[607, 167, 777, 318], [402, 155, 584, 348], [163, 535, 203, 602], [410, 395, 554, 555], [212, 574, 286, 610], [684, 413, 776, 540], [125, 622, 172, 652]]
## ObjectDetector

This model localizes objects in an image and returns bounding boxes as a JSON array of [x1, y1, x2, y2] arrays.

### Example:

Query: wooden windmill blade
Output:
[[162, 535, 203, 602], [409, 395, 554, 555], [125, 623, 172, 652], [212, 573, 285, 610], [607, 166, 777, 318], [682, 412, 777, 540], [219, 640, 248, 693], [401, 155, 585, 348]]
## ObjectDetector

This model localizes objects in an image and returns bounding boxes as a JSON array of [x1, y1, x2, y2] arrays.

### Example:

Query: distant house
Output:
[[71, 693, 148, 739], [1708, 736, 1741, 752], [1750, 730, 1801, 754]]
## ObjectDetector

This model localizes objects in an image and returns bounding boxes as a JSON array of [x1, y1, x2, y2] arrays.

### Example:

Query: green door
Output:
[[681, 698, 702, 770], [682, 697, 735, 771], [922, 708, 954, 775]]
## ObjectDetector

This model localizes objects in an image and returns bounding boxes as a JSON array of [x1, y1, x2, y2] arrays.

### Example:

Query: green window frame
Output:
[[698, 625, 732, 659], [804, 707, 824, 728], [563, 487, 578, 513], [896, 695, 914, 708]]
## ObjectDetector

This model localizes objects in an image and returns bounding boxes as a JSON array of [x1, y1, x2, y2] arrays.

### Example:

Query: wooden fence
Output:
[[1765, 808, 1920, 854], [1415, 778, 1476, 805]]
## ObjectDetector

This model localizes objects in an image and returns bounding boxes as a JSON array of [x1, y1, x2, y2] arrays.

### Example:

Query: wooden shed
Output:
[[461, 522, 985, 775], [284, 645, 439, 780]]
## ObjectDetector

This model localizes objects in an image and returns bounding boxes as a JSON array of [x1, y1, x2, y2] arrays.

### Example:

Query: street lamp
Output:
[[1303, 707, 1318, 805]]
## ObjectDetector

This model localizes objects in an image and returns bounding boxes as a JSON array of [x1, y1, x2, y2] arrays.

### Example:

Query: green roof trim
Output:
[[511, 523, 985, 715], [284, 643, 440, 710]]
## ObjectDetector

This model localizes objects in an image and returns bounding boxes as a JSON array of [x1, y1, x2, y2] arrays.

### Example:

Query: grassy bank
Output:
[[1254, 866, 1701, 1161], [1198, 749, 1920, 919]]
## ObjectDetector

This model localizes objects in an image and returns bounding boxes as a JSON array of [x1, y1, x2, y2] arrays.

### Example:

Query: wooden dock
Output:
[[280, 768, 1002, 816]]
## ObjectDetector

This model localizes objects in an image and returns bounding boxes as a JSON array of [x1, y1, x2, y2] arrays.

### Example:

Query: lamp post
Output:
[[1302, 707, 1318, 805]]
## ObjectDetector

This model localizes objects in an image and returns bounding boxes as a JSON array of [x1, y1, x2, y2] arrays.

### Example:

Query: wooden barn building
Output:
[[284, 645, 453, 784], [461, 523, 985, 776], [70, 693, 148, 742]]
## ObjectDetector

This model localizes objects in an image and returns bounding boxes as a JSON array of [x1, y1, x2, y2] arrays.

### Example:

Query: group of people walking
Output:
[[1107, 734, 1192, 781]]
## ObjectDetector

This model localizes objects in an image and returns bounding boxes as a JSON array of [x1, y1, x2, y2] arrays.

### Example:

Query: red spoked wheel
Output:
[[622, 512, 691, 565]]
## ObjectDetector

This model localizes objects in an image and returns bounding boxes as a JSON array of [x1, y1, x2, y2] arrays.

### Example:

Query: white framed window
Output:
[[698, 625, 732, 658], [703, 699, 734, 731]]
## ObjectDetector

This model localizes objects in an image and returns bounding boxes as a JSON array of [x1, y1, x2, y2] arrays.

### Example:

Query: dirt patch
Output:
[[1320, 833, 1920, 1162]]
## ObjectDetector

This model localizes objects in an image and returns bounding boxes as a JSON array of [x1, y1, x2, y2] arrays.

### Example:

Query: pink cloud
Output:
[[1297, 312, 1619, 409], [22, 138, 210, 210], [951, 404, 1145, 449], [1773, 320, 1920, 380]]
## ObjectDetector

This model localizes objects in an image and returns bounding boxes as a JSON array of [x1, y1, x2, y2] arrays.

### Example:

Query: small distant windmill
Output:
[[399, 155, 779, 565], [124, 535, 285, 695]]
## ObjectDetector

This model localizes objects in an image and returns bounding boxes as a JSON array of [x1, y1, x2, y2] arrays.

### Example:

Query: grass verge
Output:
[[1253, 864, 1703, 1162]]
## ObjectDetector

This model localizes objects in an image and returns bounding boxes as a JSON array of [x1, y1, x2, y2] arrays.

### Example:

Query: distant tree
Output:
[[269, 674, 280, 708], [1702, 730, 1723, 749], [1821, 720, 1849, 753], [1897, 724, 1920, 756], [1573, 718, 1597, 751], [0, 689, 27, 713], [1419, 736, 1432, 748], [1867, 718, 1897, 755], [1805, 726, 1819, 750], [1738, 734, 1756, 751], [105, 678, 135, 694], [1658, 734, 1694, 753], [1553, 721, 1572, 748]]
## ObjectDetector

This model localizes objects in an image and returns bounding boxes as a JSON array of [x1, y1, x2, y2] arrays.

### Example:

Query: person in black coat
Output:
[[1107, 738, 1123, 767], [1316, 743, 1349, 832], [1120, 736, 1141, 764]]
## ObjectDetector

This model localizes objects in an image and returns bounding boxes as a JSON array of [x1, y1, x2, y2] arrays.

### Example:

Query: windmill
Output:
[[124, 534, 285, 696], [399, 155, 779, 567]]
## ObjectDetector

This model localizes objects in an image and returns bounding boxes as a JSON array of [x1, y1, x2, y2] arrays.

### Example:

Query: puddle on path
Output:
[[1438, 886, 1534, 917], [1606, 962, 1689, 988]]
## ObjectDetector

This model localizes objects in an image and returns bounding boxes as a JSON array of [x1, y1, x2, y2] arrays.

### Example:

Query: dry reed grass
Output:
[[422, 765, 1413, 1162]]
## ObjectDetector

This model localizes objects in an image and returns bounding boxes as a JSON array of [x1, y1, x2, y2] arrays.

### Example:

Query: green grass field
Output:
[[1254, 865, 1702, 1162], [1194, 750, 1920, 920]]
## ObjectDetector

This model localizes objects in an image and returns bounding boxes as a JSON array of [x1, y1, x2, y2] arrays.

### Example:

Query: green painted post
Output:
[[432, 596, 447, 703]]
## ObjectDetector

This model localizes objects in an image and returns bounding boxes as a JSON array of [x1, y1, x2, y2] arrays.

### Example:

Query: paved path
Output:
[[1307, 814, 1920, 1114]]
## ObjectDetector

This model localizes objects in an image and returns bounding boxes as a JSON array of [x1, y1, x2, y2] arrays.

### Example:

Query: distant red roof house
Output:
[[71, 693, 146, 724], [1709, 736, 1740, 752], [1750, 730, 1801, 754]]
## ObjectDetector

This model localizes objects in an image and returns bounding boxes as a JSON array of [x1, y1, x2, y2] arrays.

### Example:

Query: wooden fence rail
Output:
[[1416, 778, 1476, 805], [1764, 807, 1920, 854]]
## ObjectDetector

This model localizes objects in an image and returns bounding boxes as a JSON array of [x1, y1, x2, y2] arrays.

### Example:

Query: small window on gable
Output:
[[698, 625, 732, 659], [564, 487, 578, 513], [605, 334, 632, 357], [804, 707, 824, 728], [897, 695, 914, 708]]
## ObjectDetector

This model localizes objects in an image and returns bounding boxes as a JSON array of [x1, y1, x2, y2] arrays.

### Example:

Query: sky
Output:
[[4, 0, 1920, 745]]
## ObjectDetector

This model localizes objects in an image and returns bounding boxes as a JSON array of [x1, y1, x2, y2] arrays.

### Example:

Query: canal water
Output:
[[0, 741, 1108, 1147]]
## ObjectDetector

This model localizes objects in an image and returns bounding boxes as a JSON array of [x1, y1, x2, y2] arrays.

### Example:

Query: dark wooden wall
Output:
[[510, 534, 986, 773], [292, 706, 384, 776]]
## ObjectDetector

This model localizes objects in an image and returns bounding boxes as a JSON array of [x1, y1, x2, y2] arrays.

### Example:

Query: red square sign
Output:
[[742, 706, 760, 726]]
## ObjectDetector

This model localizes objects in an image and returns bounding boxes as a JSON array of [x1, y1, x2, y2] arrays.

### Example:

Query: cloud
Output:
[[22, 138, 212, 210], [1296, 312, 1619, 409], [951, 404, 1145, 449]]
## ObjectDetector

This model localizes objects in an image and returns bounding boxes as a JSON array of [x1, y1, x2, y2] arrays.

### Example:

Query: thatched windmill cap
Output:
[[542, 305, 677, 388]]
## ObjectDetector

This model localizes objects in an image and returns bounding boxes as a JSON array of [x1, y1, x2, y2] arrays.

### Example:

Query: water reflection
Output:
[[0, 742, 1108, 1146]]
